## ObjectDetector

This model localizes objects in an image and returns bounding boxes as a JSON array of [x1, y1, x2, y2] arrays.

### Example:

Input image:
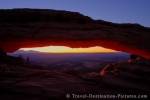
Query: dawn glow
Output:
[[20, 46, 117, 53]]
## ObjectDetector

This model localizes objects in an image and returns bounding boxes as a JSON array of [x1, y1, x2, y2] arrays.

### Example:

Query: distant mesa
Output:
[[0, 9, 150, 59]]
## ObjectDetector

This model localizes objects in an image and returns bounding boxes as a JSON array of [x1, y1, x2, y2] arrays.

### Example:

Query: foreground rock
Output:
[[100, 57, 150, 91], [0, 54, 149, 99]]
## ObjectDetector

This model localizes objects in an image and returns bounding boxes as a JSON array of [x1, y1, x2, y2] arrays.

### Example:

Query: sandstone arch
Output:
[[0, 9, 150, 59]]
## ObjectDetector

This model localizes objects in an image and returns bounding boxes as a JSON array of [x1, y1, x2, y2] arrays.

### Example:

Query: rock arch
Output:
[[0, 9, 150, 59]]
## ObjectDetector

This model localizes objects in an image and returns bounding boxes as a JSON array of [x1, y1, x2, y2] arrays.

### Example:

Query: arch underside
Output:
[[0, 9, 150, 59]]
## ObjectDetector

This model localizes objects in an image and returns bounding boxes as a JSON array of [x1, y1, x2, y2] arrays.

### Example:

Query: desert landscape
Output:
[[0, 3, 150, 100]]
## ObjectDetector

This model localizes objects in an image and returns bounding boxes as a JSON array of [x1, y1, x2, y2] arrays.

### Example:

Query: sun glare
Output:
[[19, 46, 118, 53]]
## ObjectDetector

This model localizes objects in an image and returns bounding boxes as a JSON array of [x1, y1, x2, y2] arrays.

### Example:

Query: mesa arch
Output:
[[0, 9, 150, 59]]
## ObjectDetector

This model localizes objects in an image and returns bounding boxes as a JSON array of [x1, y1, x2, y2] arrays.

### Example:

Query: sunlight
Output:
[[20, 46, 118, 53]]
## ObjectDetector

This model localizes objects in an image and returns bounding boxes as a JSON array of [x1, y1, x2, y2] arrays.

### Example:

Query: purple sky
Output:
[[0, 0, 150, 27]]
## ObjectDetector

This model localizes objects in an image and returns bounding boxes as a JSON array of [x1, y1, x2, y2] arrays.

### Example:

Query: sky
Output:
[[0, 0, 150, 27], [20, 46, 117, 53]]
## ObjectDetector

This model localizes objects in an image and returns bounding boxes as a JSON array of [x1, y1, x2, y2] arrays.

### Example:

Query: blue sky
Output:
[[0, 0, 150, 27]]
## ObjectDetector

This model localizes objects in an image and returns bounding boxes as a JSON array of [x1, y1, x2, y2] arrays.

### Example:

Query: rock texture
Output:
[[100, 58, 150, 91], [0, 9, 150, 59], [0, 54, 149, 99]]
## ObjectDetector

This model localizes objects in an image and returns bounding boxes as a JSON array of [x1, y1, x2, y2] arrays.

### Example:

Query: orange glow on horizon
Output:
[[20, 46, 118, 53]]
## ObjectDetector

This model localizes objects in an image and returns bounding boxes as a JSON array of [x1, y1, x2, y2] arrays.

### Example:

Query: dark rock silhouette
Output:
[[0, 9, 150, 59], [130, 54, 139, 60], [0, 53, 150, 100], [100, 58, 150, 90], [0, 48, 24, 65], [0, 48, 6, 56]]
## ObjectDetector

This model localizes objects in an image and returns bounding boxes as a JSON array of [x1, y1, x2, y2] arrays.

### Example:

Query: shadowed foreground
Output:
[[0, 53, 150, 100]]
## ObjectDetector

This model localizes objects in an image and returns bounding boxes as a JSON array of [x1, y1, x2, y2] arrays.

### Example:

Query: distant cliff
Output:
[[0, 9, 150, 59]]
